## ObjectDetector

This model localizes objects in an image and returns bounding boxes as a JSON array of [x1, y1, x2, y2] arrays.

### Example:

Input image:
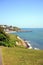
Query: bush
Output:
[[0, 41, 8, 46], [0, 26, 9, 47], [0, 26, 16, 47]]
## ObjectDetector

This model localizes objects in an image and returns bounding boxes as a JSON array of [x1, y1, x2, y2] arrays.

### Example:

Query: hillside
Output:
[[2, 47, 43, 65], [0, 26, 27, 48]]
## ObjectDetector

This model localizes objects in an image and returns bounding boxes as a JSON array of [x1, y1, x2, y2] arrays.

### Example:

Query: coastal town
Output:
[[0, 25, 32, 33], [0, 25, 21, 32]]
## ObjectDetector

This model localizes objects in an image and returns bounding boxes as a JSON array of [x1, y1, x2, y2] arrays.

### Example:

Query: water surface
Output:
[[12, 28, 43, 49]]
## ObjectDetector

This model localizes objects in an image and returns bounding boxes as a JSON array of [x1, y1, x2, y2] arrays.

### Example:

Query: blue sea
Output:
[[12, 28, 43, 50]]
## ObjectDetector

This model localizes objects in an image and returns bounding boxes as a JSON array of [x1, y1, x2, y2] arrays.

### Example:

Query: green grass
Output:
[[8, 34, 24, 47], [8, 34, 18, 46], [2, 47, 43, 65]]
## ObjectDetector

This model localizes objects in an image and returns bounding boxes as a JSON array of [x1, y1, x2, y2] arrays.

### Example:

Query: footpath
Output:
[[0, 48, 3, 65]]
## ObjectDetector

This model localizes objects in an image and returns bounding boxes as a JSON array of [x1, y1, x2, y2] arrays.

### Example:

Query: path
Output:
[[0, 48, 3, 65]]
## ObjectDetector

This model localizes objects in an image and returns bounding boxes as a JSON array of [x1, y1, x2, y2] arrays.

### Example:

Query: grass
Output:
[[2, 47, 43, 65], [9, 34, 22, 43], [8, 34, 25, 47], [5, 34, 22, 47]]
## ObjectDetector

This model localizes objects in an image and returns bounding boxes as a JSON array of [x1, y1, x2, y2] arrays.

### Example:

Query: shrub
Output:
[[0, 26, 16, 47]]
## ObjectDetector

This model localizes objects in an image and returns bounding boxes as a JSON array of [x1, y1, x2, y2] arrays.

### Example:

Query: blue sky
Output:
[[0, 0, 43, 28]]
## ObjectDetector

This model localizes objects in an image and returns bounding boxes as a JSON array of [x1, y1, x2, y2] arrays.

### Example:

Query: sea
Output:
[[12, 28, 43, 50]]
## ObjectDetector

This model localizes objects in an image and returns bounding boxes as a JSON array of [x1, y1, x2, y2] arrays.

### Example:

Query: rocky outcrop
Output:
[[16, 36, 32, 49]]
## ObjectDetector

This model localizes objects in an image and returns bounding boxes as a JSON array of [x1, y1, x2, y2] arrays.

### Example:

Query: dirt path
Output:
[[0, 48, 3, 65]]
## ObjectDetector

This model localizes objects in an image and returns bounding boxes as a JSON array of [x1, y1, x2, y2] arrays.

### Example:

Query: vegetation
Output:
[[0, 25, 43, 65], [0, 26, 17, 47], [2, 47, 43, 65], [0, 26, 9, 46], [8, 34, 18, 47], [0, 26, 22, 47]]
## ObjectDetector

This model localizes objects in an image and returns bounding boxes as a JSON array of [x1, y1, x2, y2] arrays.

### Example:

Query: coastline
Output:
[[5, 31, 32, 49], [5, 31, 40, 50]]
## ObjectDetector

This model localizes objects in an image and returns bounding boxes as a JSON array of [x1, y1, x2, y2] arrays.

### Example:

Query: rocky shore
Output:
[[16, 36, 40, 50], [17, 36, 32, 49]]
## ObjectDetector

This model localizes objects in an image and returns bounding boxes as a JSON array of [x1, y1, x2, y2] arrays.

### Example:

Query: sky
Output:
[[0, 0, 43, 28]]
